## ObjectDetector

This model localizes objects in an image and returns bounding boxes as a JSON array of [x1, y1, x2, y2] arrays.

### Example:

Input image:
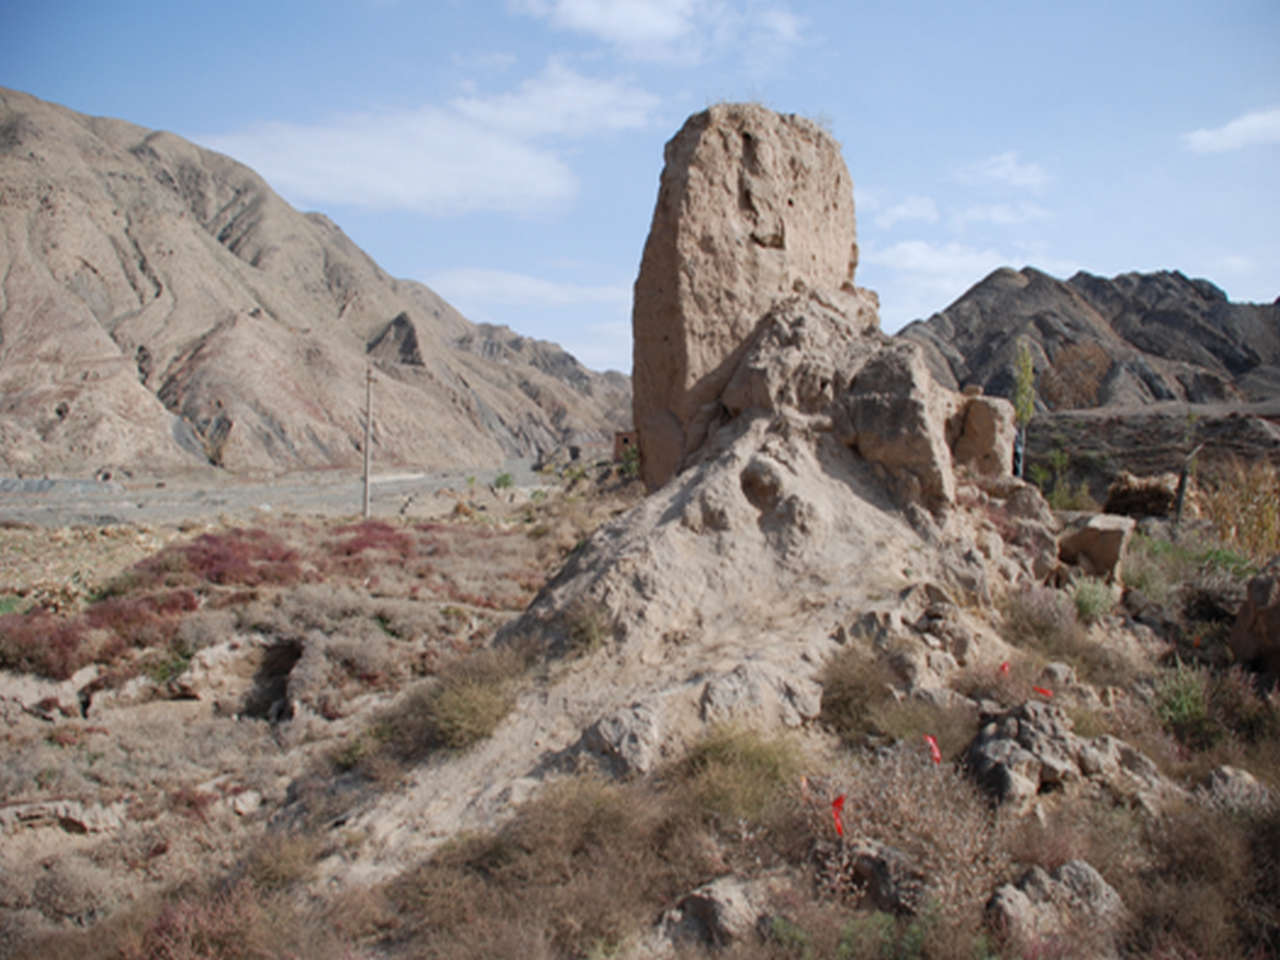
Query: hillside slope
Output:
[[900, 266, 1280, 408], [0, 87, 629, 477]]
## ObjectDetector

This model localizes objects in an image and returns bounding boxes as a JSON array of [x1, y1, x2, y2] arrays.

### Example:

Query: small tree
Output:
[[1012, 338, 1036, 478]]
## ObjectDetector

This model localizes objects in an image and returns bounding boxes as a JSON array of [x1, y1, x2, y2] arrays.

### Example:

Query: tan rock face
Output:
[[1057, 514, 1136, 583], [632, 103, 862, 490]]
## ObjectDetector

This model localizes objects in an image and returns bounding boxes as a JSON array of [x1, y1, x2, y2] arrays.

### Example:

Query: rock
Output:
[[987, 860, 1127, 959], [1230, 559, 1280, 675], [668, 876, 760, 946], [632, 102, 865, 491], [815, 838, 928, 914], [230, 790, 263, 817], [1057, 513, 1135, 583], [583, 701, 664, 776], [1198, 764, 1274, 813], [0, 667, 94, 721], [843, 342, 960, 511], [966, 701, 1176, 812], [0, 798, 129, 834], [699, 662, 822, 728], [639, 873, 794, 957], [952, 395, 1016, 477]]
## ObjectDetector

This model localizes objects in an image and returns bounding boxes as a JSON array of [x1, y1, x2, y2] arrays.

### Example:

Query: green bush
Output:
[[1072, 577, 1112, 624], [493, 472, 514, 489], [1155, 660, 1217, 750]]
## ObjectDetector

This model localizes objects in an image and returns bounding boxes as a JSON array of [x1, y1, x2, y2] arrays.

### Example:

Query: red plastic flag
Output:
[[923, 733, 942, 765], [831, 794, 846, 837], [999, 661, 1011, 675], [1032, 686, 1054, 699]]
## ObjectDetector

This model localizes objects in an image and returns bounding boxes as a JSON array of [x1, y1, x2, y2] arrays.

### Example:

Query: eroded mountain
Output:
[[0, 87, 629, 477]]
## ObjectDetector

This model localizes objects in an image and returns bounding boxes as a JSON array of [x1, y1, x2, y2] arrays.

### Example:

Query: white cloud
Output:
[[952, 202, 1049, 228], [511, 0, 802, 62], [197, 61, 656, 217], [563, 320, 633, 373], [861, 240, 1081, 331], [201, 110, 574, 216], [453, 60, 658, 137], [960, 151, 1049, 190], [1210, 254, 1256, 276], [426, 268, 630, 307], [1183, 107, 1280, 153], [511, 0, 699, 50], [874, 195, 939, 230], [453, 50, 518, 73], [865, 240, 1011, 279]]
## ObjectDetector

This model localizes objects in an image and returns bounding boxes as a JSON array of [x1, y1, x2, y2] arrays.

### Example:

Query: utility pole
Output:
[[362, 366, 373, 520]]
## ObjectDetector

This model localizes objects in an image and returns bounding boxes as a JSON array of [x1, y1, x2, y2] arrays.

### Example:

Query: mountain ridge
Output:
[[0, 87, 629, 477], [900, 265, 1280, 410]]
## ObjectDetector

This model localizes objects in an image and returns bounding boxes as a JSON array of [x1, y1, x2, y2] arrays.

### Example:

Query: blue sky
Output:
[[4, 0, 1278, 373]]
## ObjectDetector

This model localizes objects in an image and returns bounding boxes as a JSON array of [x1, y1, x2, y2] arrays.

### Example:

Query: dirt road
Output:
[[0, 459, 546, 529]]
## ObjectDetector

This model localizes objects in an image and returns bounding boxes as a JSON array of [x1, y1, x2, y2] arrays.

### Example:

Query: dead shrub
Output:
[[951, 658, 1035, 710], [102, 528, 303, 596], [819, 647, 900, 747], [241, 831, 322, 893], [384, 776, 710, 959], [86, 589, 198, 649], [1003, 587, 1134, 685], [1117, 800, 1280, 958], [827, 749, 1013, 934], [65, 880, 346, 960], [1008, 802, 1146, 879], [820, 649, 977, 758]]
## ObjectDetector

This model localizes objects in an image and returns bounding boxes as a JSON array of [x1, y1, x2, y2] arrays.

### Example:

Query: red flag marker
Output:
[[923, 734, 942, 765], [1032, 686, 1054, 699], [999, 661, 1011, 675], [831, 794, 846, 837]]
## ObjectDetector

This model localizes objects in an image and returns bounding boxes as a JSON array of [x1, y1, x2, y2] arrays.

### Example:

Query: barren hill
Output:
[[901, 266, 1280, 407], [900, 267, 1280, 487], [0, 87, 629, 477]]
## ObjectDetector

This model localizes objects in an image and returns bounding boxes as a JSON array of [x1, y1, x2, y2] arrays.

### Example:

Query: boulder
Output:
[[1198, 764, 1274, 813], [842, 342, 960, 511], [966, 701, 1176, 812], [632, 102, 868, 491], [987, 860, 1127, 959], [583, 701, 664, 776], [952, 395, 1016, 477], [1230, 559, 1280, 675], [1057, 513, 1135, 583], [814, 837, 928, 914]]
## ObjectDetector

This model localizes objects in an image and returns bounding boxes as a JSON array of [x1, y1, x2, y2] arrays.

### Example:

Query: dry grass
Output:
[[1001, 586, 1136, 686], [1199, 457, 1280, 566], [332, 646, 524, 780], [820, 647, 979, 760], [381, 776, 714, 959], [17, 879, 350, 960], [1115, 800, 1280, 958]]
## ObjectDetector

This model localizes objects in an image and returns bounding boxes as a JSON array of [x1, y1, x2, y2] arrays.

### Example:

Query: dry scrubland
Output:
[[0, 456, 1275, 959]]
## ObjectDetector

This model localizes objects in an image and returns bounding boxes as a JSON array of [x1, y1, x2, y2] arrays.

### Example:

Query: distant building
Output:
[[613, 431, 637, 462]]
